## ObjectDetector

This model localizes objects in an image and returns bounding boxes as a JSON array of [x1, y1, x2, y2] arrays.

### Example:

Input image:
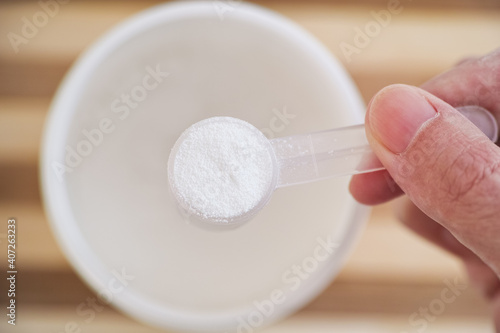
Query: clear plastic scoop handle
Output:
[[271, 106, 499, 188]]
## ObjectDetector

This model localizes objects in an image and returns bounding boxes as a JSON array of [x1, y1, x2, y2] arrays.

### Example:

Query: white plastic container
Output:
[[41, 2, 368, 332]]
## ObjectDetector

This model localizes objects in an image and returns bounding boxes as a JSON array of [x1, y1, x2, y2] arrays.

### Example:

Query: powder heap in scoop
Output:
[[169, 117, 275, 223]]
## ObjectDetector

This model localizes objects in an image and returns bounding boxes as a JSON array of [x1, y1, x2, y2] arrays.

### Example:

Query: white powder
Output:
[[169, 117, 275, 223]]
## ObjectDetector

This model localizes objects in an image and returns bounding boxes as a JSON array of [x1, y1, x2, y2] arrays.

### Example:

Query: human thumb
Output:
[[366, 84, 500, 273]]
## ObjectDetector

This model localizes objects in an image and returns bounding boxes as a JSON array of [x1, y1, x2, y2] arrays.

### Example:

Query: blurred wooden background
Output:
[[1, 0, 500, 332]]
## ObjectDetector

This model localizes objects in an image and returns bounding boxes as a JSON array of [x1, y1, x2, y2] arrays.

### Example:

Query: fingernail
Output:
[[367, 85, 437, 153]]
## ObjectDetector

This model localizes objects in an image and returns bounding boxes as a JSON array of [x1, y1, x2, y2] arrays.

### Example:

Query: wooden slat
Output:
[[0, 98, 48, 202], [0, 201, 71, 271], [339, 210, 466, 285], [0, 199, 468, 286], [1, 2, 500, 98], [5, 268, 488, 315], [0, 164, 40, 202], [0, 97, 48, 164], [0, 306, 492, 333], [0, 268, 490, 328]]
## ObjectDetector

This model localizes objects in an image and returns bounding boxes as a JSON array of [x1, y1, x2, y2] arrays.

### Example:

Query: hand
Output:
[[349, 48, 500, 330]]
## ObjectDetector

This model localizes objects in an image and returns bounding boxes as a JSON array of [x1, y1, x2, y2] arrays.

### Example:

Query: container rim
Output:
[[40, 1, 369, 331]]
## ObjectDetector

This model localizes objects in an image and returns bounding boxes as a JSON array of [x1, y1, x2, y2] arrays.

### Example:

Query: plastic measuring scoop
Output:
[[168, 105, 498, 226], [272, 105, 498, 187]]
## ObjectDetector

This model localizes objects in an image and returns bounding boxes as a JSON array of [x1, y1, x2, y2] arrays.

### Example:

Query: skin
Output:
[[349, 48, 500, 330]]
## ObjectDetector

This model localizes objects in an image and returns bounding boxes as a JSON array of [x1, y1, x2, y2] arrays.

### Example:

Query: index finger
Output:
[[349, 47, 500, 205], [422, 47, 500, 120]]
